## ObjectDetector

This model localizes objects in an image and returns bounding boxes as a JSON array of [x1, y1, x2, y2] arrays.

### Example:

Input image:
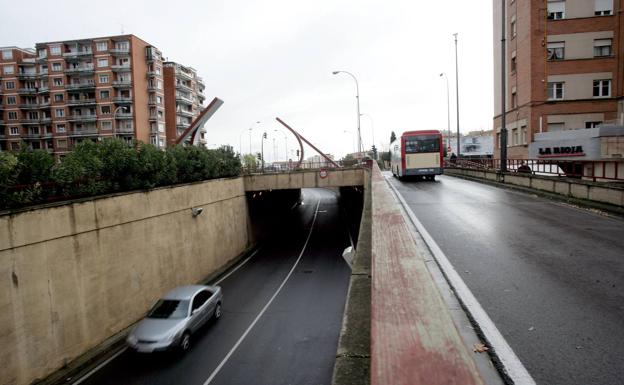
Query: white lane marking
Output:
[[385, 176, 537, 385], [214, 248, 260, 285], [71, 248, 261, 385], [342, 208, 355, 250], [71, 347, 127, 385], [202, 200, 322, 385]]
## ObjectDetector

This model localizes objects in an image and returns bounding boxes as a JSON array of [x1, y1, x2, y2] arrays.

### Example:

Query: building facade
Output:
[[163, 62, 206, 146], [0, 34, 206, 157], [493, 0, 624, 159]]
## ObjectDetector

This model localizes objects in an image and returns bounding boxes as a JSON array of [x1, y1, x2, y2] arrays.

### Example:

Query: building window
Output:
[[97, 58, 108, 68], [5, 81, 15, 90], [595, 0, 613, 15], [10, 126, 19, 135], [547, 42, 565, 60], [37, 49, 47, 59], [548, 122, 565, 131], [6, 96, 16, 104], [2, 50, 13, 60], [510, 16, 517, 38], [50, 45, 61, 55], [52, 62, 62, 71], [585, 121, 602, 128], [593, 79, 611, 97], [157, 95, 162, 104], [101, 105, 111, 114], [40, 65, 48, 74], [594, 39, 612, 57], [55, 108, 65, 118], [115, 41, 130, 51], [54, 93, 64, 102], [53, 77, 63, 86], [547, 1, 565, 19], [521, 125, 527, 144], [57, 139, 67, 148], [96, 42, 108, 51], [547, 82, 564, 100], [100, 90, 110, 99], [99, 74, 109, 83], [8, 111, 18, 120], [101, 121, 112, 130], [3, 65, 14, 75], [511, 91, 517, 108], [511, 55, 517, 72]]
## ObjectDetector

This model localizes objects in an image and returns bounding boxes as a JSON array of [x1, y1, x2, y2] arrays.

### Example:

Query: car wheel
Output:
[[180, 332, 191, 352], [214, 302, 222, 320]]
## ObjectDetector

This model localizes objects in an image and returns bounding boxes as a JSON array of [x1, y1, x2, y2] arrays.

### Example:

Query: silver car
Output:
[[126, 285, 223, 353]]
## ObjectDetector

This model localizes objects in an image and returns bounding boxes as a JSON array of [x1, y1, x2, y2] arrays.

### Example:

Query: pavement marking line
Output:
[[202, 200, 322, 385], [214, 248, 260, 285], [71, 248, 262, 384], [71, 347, 127, 385], [385, 176, 537, 385]]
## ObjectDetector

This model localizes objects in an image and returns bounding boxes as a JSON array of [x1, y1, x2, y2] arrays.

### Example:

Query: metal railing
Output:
[[241, 160, 369, 174], [447, 157, 624, 182]]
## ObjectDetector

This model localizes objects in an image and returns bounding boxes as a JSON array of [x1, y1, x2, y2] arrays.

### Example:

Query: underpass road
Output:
[[387, 173, 624, 385], [79, 188, 351, 385]]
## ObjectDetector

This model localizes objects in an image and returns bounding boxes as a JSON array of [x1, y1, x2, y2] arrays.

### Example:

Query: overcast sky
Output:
[[1, 0, 493, 161]]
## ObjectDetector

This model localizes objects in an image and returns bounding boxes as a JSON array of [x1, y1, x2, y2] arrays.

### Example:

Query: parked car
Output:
[[126, 285, 222, 353]]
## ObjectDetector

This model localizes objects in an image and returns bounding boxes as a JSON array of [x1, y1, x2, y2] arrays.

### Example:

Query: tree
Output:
[[390, 131, 397, 143], [371, 145, 378, 160], [242, 153, 257, 170]]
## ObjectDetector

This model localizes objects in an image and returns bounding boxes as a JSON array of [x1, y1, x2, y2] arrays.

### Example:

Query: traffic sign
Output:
[[319, 169, 328, 179]]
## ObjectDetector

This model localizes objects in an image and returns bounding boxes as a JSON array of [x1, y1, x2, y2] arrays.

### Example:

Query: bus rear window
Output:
[[404, 136, 440, 153]]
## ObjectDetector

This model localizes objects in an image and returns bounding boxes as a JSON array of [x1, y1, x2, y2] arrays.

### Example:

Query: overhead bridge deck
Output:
[[243, 167, 367, 191]]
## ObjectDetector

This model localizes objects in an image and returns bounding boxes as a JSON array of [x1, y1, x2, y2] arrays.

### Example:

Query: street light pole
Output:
[[440, 72, 451, 153], [360, 113, 375, 159], [261, 132, 266, 172], [454, 33, 461, 158], [500, 0, 508, 172], [333, 70, 362, 156]]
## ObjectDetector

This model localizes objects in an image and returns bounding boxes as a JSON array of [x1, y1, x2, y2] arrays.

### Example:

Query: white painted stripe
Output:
[[202, 200, 321, 385], [385, 176, 536, 385], [213, 248, 259, 285], [71, 347, 127, 385]]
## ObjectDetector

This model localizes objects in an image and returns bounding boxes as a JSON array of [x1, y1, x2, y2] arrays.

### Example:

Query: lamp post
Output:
[[500, 0, 508, 172], [273, 129, 288, 162], [360, 113, 376, 159], [260, 132, 267, 172], [333, 70, 362, 156], [453, 33, 461, 158], [439, 73, 451, 153]]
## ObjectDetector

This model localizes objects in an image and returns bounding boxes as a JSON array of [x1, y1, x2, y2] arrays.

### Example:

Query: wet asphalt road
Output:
[[387, 173, 624, 385], [78, 188, 351, 385]]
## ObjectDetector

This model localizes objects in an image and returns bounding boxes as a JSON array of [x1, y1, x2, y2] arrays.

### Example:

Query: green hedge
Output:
[[0, 139, 241, 210]]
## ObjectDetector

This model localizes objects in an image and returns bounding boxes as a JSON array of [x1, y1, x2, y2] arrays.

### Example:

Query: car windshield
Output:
[[147, 299, 189, 319]]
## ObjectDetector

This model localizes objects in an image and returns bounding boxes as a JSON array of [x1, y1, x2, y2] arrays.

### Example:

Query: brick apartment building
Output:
[[163, 62, 206, 146], [493, 0, 624, 159], [0, 34, 206, 157]]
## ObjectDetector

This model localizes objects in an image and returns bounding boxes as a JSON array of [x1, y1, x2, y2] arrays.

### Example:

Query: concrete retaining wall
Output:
[[0, 178, 250, 385], [244, 168, 365, 191], [446, 168, 624, 208]]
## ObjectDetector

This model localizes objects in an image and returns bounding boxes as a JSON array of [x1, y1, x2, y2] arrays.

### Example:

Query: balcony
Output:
[[175, 82, 192, 92], [115, 112, 133, 120], [19, 103, 39, 110], [39, 117, 52, 124], [70, 128, 98, 136], [17, 73, 38, 80], [38, 87, 50, 93], [110, 48, 130, 56], [177, 122, 190, 129], [113, 96, 133, 104], [66, 83, 96, 90], [112, 80, 132, 88], [177, 109, 194, 118], [23, 132, 42, 139], [38, 102, 51, 109], [18, 88, 38, 95], [111, 64, 132, 73], [115, 126, 134, 134], [65, 65, 95, 75], [176, 69, 193, 81], [67, 98, 96, 106], [67, 114, 97, 122], [63, 50, 93, 60], [176, 95, 193, 105], [146, 71, 159, 78], [21, 119, 40, 125], [197, 77, 205, 86]]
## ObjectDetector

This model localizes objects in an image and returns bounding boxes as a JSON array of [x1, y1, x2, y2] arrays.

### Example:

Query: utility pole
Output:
[[454, 33, 461, 158], [500, 0, 508, 172]]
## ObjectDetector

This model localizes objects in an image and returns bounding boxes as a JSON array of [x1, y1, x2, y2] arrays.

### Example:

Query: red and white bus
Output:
[[390, 130, 444, 180]]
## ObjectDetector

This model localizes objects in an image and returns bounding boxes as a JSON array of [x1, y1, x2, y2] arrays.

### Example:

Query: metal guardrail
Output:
[[447, 158, 624, 182], [241, 160, 371, 174]]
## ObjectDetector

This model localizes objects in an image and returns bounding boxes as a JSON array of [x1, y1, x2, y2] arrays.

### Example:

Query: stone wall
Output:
[[0, 177, 250, 385]]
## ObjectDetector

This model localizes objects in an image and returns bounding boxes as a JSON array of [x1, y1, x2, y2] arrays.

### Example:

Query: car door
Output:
[[189, 290, 210, 332]]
